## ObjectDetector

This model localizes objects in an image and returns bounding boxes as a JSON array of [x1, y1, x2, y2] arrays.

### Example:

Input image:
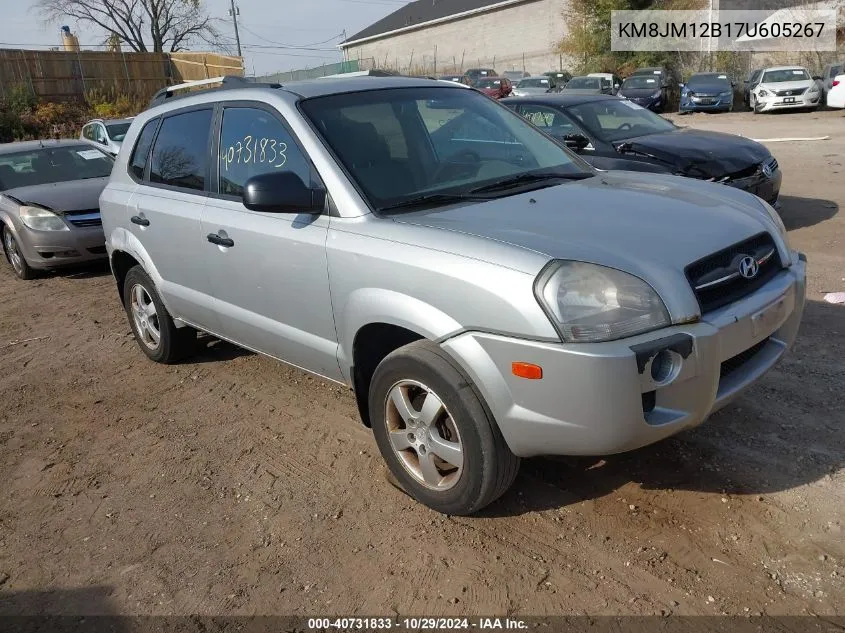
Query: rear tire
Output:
[[369, 340, 520, 515], [123, 265, 196, 364], [2, 225, 37, 280]]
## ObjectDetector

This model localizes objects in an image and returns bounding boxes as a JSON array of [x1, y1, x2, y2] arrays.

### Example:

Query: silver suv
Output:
[[100, 76, 806, 515]]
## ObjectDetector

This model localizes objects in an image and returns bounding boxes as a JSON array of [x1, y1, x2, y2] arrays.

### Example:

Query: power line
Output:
[[238, 24, 343, 49]]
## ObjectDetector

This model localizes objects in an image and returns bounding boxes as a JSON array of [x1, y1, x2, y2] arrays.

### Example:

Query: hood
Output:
[[684, 82, 731, 95], [759, 79, 812, 92], [562, 88, 604, 95], [513, 87, 551, 95], [619, 87, 660, 98], [616, 129, 770, 179], [2, 177, 108, 213], [391, 172, 781, 316]]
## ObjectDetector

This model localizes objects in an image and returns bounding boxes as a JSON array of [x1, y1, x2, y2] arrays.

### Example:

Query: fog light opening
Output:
[[650, 349, 678, 385]]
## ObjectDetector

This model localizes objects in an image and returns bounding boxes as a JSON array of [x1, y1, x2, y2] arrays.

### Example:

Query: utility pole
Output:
[[229, 0, 242, 57]]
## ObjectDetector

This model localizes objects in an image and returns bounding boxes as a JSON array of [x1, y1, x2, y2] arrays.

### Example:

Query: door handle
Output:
[[130, 215, 150, 226], [207, 233, 234, 248]]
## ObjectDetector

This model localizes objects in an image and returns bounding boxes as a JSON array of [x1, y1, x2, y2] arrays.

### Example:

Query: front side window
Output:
[[218, 107, 310, 198], [518, 104, 584, 138], [568, 99, 675, 142], [300, 87, 591, 210], [149, 109, 213, 191], [0, 145, 113, 190], [106, 122, 131, 142]]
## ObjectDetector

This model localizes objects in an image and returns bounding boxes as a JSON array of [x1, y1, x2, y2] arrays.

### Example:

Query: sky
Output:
[[0, 0, 408, 76]]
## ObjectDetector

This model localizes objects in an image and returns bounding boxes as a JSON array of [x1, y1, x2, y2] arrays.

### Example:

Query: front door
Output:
[[200, 103, 341, 381]]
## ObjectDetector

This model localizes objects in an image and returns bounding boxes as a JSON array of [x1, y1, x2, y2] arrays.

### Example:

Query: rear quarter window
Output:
[[128, 119, 159, 181]]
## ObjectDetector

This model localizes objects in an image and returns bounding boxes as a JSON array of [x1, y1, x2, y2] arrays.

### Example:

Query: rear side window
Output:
[[129, 119, 159, 180], [149, 109, 213, 191]]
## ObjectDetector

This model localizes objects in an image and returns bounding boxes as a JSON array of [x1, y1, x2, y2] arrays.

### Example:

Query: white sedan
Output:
[[827, 74, 845, 109]]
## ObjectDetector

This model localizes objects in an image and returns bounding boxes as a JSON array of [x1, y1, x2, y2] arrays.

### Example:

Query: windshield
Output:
[[622, 76, 659, 90], [476, 78, 502, 88], [0, 145, 113, 190], [518, 78, 550, 88], [300, 87, 591, 210], [762, 68, 809, 83], [106, 122, 131, 141], [565, 77, 600, 90], [567, 99, 675, 142], [688, 73, 731, 88]]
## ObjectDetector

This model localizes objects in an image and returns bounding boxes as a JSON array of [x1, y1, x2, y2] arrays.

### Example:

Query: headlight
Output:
[[807, 84, 819, 94], [758, 198, 790, 248], [535, 261, 671, 343], [719, 91, 733, 98], [758, 89, 769, 97], [19, 206, 69, 231]]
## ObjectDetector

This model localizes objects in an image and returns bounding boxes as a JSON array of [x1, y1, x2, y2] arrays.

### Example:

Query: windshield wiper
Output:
[[468, 171, 593, 194], [379, 192, 487, 213]]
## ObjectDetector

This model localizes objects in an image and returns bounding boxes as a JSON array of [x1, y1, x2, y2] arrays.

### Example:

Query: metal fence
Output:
[[255, 60, 362, 83]]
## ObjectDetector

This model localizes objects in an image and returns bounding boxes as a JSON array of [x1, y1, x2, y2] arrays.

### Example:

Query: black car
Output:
[[617, 74, 665, 111], [502, 94, 782, 205]]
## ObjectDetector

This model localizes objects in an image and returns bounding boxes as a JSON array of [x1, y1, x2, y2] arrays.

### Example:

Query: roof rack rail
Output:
[[148, 75, 282, 109]]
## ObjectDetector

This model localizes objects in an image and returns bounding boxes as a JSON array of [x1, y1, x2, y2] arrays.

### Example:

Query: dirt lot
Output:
[[0, 109, 843, 619]]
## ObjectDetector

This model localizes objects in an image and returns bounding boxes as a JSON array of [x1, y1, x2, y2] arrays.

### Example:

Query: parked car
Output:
[[821, 61, 844, 102], [439, 74, 472, 86], [81, 118, 134, 156], [502, 70, 529, 82], [680, 72, 735, 113], [630, 66, 676, 109], [464, 68, 498, 86], [512, 76, 555, 96], [617, 74, 665, 111], [827, 73, 845, 108], [102, 76, 805, 515], [475, 76, 513, 99], [743, 68, 763, 107], [503, 94, 781, 204], [588, 73, 622, 95], [0, 140, 113, 279], [561, 76, 613, 95], [749, 66, 821, 113]]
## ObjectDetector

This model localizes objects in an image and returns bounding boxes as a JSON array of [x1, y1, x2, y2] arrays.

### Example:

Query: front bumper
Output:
[[757, 93, 820, 111], [10, 222, 107, 270], [680, 97, 732, 112], [442, 255, 806, 458]]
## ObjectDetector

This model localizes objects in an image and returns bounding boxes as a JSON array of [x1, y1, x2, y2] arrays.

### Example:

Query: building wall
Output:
[[343, 0, 572, 75]]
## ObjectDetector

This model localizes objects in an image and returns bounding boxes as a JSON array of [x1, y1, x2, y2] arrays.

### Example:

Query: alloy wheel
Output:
[[129, 283, 161, 350], [3, 230, 24, 276], [384, 380, 464, 491]]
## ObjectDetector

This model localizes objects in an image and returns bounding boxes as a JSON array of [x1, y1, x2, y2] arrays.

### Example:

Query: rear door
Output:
[[200, 102, 341, 380], [127, 106, 219, 331]]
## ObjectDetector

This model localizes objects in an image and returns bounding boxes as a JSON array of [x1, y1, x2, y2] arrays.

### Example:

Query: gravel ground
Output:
[[0, 109, 843, 618]]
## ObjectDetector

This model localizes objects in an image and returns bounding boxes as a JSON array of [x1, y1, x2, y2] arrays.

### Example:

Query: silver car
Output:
[[512, 76, 555, 96], [81, 118, 134, 156], [1, 140, 112, 279], [100, 76, 806, 515]]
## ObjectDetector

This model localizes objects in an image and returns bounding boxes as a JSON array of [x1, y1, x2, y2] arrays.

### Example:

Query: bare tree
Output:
[[35, 0, 221, 53]]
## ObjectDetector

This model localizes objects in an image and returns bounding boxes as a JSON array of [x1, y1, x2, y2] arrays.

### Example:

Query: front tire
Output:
[[123, 265, 196, 363], [2, 226, 37, 280], [369, 340, 520, 515]]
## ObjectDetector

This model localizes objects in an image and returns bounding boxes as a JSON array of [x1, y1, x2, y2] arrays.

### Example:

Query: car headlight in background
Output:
[[807, 84, 820, 94], [19, 206, 69, 231], [535, 261, 671, 343], [757, 89, 769, 97], [719, 91, 733, 98]]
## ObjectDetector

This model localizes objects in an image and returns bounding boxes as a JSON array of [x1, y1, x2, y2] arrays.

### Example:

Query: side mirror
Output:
[[242, 171, 325, 214], [563, 133, 590, 150]]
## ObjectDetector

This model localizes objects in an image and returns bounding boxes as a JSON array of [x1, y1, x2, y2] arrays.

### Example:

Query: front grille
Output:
[[720, 338, 769, 379], [774, 88, 807, 96], [65, 209, 102, 228], [686, 232, 783, 314], [767, 157, 778, 172]]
